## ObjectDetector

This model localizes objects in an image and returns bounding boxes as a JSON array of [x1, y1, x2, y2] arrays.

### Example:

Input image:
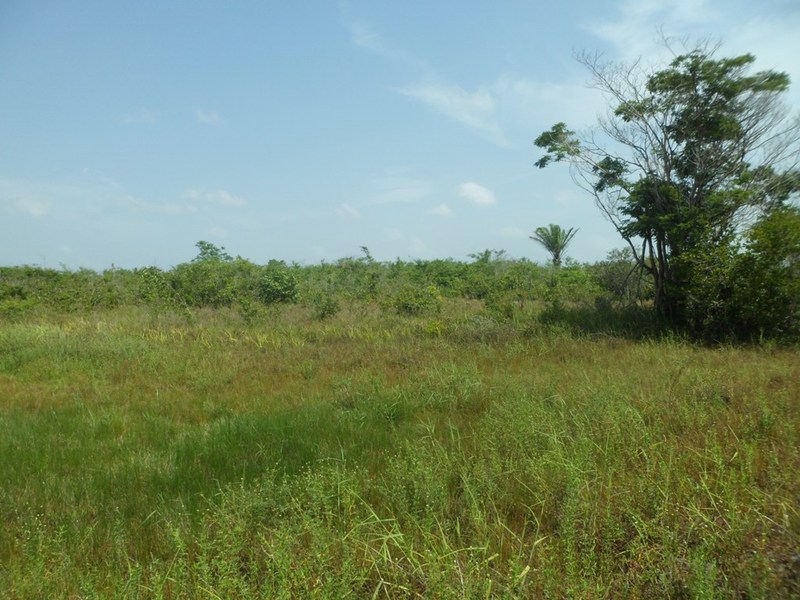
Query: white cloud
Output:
[[585, 0, 719, 61], [118, 187, 246, 216], [345, 16, 508, 144], [398, 82, 507, 145], [348, 20, 382, 51], [12, 198, 51, 217], [183, 188, 246, 207], [580, 0, 800, 122], [364, 174, 433, 205], [345, 14, 431, 72], [0, 177, 89, 218], [583, 0, 800, 74], [489, 75, 606, 134], [427, 203, 453, 217], [337, 202, 361, 218], [457, 182, 497, 207], [195, 108, 222, 125]]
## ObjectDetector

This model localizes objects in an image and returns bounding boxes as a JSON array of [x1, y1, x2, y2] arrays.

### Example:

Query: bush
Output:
[[310, 291, 341, 320], [134, 267, 173, 305], [591, 248, 651, 307], [257, 261, 298, 305], [389, 284, 443, 316], [171, 261, 238, 307]]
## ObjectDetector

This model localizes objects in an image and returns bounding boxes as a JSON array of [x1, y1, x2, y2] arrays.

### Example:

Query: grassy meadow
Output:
[[0, 298, 798, 599]]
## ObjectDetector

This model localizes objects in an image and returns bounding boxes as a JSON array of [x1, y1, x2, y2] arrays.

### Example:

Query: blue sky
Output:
[[2, 0, 799, 269]]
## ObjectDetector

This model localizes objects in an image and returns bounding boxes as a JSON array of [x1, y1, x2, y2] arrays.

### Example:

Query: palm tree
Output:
[[530, 224, 578, 267]]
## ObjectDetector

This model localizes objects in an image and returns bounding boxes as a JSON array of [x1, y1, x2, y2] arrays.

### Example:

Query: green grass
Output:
[[0, 302, 798, 598]]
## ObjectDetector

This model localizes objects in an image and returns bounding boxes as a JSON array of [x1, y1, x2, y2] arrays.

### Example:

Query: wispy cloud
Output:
[[457, 182, 497, 207], [183, 188, 246, 207], [344, 14, 510, 144], [364, 174, 433, 205], [427, 203, 453, 217], [397, 82, 507, 145], [345, 15, 430, 72], [348, 20, 383, 52], [0, 177, 87, 218], [585, 0, 726, 62], [337, 202, 361, 218], [119, 188, 246, 216], [345, 15, 601, 146], [12, 198, 51, 217], [195, 108, 222, 125], [488, 75, 605, 134], [582, 0, 800, 110]]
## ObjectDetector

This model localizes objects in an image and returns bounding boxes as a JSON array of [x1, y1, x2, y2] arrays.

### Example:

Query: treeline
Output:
[[0, 242, 649, 322], [2, 238, 798, 342]]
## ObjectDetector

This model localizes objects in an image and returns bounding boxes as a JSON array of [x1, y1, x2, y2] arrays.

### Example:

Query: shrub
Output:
[[732, 207, 800, 340], [257, 261, 298, 305], [170, 261, 238, 307], [591, 248, 651, 307], [134, 266, 174, 305], [389, 284, 443, 316], [310, 291, 341, 320]]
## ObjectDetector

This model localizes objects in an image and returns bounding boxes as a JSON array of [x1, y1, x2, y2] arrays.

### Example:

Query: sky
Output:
[[1, 0, 799, 270]]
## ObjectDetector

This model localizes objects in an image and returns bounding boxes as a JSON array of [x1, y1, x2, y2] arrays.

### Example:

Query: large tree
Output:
[[534, 43, 800, 328]]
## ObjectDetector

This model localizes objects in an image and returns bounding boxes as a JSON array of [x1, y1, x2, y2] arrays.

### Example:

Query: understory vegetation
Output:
[[0, 246, 798, 598]]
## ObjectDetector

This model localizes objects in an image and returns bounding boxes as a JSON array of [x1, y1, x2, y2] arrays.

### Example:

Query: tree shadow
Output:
[[536, 301, 673, 341]]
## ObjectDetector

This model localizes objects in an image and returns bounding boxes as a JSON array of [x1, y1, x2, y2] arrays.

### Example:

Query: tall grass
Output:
[[0, 303, 798, 598]]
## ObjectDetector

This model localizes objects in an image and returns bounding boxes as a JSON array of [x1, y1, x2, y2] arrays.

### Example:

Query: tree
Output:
[[534, 42, 800, 329], [192, 240, 232, 263], [530, 224, 578, 267]]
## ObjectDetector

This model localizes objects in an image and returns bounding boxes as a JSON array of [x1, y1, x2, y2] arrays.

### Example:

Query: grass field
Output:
[[1, 301, 798, 598]]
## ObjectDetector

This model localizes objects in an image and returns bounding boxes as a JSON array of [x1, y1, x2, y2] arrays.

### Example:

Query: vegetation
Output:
[[535, 43, 800, 340], [530, 224, 579, 267], [0, 43, 798, 600], [0, 239, 798, 597]]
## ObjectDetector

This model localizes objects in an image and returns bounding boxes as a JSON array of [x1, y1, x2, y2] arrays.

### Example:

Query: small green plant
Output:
[[310, 291, 340, 320]]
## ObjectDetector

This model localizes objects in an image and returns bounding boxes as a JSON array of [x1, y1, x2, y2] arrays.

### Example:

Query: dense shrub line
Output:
[[1, 234, 798, 342], [0, 243, 647, 318]]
